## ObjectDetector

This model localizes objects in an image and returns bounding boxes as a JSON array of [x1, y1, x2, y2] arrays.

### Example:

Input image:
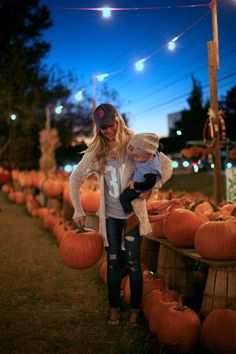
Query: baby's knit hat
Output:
[[128, 133, 159, 156]]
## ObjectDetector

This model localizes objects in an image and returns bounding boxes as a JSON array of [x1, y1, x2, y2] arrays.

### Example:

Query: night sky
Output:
[[40, 0, 236, 136]]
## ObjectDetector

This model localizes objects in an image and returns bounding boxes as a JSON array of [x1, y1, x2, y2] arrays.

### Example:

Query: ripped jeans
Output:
[[105, 217, 143, 311]]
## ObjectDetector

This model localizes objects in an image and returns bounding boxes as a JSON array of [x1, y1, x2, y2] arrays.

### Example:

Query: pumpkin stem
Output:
[[208, 200, 220, 212], [76, 224, 86, 233], [189, 199, 204, 211], [231, 207, 236, 217], [176, 295, 187, 311]]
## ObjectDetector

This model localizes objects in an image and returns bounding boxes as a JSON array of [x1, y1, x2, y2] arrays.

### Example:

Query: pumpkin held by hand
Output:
[[59, 226, 103, 269]]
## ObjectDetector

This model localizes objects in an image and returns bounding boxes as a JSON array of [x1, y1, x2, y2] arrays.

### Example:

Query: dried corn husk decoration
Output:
[[39, 110, 60, 177]]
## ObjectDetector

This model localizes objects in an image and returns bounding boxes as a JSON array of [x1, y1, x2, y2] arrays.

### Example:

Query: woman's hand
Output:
[[129, 180, 135, 189], [138, 190, 151, 200], [73, 216, 86, 227]]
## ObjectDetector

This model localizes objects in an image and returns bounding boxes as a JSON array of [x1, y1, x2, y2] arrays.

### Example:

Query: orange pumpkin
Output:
[[123, 270, 166, 305], [149, 299, 178, 335], [201, 309, 236, 354], [80, 187, 100, 213], [142, 289, 164, 320], [59, 227, 103, 269], [157, 301, 201, 352], [194, 220, 236, 260], [52, 221, 72, 245], [41, 178, 64, 197], [164, 208, 208, 247]]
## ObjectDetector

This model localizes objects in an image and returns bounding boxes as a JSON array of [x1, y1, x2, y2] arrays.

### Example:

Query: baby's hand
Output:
[[129, 180, 135, 189]]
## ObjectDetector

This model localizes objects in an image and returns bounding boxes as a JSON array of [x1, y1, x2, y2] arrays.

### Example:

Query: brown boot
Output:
[[125, 213, 140, 233]]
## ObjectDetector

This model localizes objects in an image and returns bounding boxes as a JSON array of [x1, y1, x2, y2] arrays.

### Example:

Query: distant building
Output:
[[167, 111, 182, 134]]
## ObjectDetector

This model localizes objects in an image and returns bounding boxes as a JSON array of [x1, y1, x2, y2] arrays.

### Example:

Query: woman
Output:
[[69, 103, 170, 325]]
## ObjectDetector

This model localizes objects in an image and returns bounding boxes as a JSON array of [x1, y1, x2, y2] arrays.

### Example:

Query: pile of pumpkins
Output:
[[147, 197, 236, 261]]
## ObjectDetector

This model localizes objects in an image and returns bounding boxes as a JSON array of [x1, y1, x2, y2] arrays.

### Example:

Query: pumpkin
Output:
[[80, 180, 100, 213], [123, 270, 166, 305], [26, 200, 40, 217], [18, 172, 33, 188], [59, 226, 103, 269], [190, 200, 217, 214], [164, 208, 208, 247], [157, 300, 201, 352], [41, 178, 64, 197], [149, 299, 178, 335], [142, 289, 164, 320], [37, 207, 50, 219], [201, 309, 236, 354], [194, 220, 236, 260], [52, 221, 72, 244], [42, 210, 63, 231], [1, 184, 11, 193], [12, 191, 25, 204]]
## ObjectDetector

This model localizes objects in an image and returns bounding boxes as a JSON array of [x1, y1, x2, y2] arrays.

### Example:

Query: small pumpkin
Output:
[[123, 270, 166, 305]]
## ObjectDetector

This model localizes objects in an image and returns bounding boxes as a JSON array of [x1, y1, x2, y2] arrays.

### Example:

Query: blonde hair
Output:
[[87, 115, 133, 173]]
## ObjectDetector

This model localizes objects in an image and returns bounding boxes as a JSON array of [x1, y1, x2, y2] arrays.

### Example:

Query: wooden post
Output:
[[208, 0, 223, 204], [208, 41, 222, 204], [211, 0, 219, 70]]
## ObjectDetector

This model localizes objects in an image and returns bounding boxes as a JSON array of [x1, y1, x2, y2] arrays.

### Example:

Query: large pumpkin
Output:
[[163, 208, 208, 247], [157, 301, 201, 352], [194, 220, 236, 260], [201, 309, 236, 354], [59, 227, 103, 269]]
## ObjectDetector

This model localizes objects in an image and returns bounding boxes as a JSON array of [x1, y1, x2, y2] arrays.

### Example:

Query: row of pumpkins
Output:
[[1, 177, 236, 353], [2, 168, 236, 262]]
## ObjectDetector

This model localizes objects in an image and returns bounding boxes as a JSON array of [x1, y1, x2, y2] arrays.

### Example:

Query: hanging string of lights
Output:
[[74, 7, 211, 102], [53, 3, 211, 13]]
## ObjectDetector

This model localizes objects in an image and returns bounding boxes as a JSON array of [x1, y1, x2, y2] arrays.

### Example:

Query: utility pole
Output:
[[208, 0, 223, 204]]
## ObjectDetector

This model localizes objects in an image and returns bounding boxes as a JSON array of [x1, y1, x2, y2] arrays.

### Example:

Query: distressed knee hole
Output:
[[125, 236, 135, 242]]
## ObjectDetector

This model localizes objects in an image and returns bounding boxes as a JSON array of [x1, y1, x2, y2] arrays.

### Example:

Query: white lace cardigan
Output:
[[69, 149, 173, 247]]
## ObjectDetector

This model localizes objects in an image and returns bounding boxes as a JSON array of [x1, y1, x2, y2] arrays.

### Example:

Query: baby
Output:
[[120, 132, 162, 232]]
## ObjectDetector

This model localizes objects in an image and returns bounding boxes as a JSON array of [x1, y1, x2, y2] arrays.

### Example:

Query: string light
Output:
[[96, 73, 110, 81], [55, 105, 63, 114], [135, 59, 146, 71], [101, 7, 111, 18], [75, 90, 83, 101], [10, 114, 17, 121], [55, 4, 213, 104]]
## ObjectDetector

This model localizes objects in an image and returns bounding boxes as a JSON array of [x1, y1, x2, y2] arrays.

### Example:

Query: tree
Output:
[[171, 75, 208, 142], [219, 86, 236, 141], [0, 0, 71, 168]]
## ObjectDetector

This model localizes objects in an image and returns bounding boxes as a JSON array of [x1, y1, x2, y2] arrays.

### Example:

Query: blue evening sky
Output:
[[40, 0, 236, 136]]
